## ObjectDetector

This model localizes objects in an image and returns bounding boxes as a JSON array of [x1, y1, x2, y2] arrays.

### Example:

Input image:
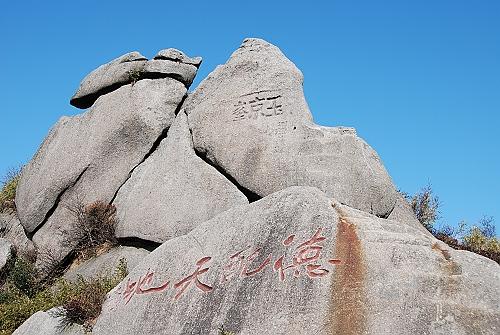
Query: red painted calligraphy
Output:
[[174, 257, 213, 301], [122, 269, 170, 304]]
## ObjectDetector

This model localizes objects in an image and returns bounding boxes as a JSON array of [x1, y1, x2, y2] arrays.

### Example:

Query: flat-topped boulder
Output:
[[154, 48, 202, 67], [93, 187, 500, 335], [63, 246, 149, 282], [114, 111, 248, 244], [70, 49, 201, 109], [70, 51, 147, 109], [184, 38, 420, 230]]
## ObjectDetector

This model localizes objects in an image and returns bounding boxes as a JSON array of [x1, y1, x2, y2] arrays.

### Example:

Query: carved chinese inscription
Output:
[[232, 91, 284, 122], [120, 227, 341, 304]]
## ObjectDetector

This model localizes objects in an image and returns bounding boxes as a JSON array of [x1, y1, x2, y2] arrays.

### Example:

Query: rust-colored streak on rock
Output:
[[329, 205, 366, 335], [432, 243, 462, 276]]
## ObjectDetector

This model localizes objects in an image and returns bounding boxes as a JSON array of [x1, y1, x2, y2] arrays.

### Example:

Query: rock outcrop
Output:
[[8, 38, 500, 335], [114, 111, 248, 243], [16, 49, 200, 266], [93, 187, 500, 335], [183, 38, 421, 229]]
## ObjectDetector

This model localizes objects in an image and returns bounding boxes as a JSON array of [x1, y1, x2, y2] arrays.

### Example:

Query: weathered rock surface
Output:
[[16, 76, 189, 266], [63, 246, 149, 282], [143, 59, 198, 87], [0, 238, 15, 282], [13, 308, 84, 335], [114, 111, 248, 243], [93, 187, 500, 335], [18, 77, 186, 233], [0, 212, 34, 256], [70, 51, 148, 109], [71, 49, 201, 109], [154, 48, 202, 67], [184, 38, 420, 229]]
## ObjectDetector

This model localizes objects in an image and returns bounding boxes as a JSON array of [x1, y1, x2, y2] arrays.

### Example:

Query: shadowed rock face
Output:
[[113, 111, 248, 244], [92, 187, 500, 335], [0, 238, 15, 283], [184, 38, 419, 229], [0, 212, 34, 256]]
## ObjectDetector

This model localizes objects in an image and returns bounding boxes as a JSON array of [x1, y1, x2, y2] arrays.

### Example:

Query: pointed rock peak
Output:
[[154, 48, 202, 67]]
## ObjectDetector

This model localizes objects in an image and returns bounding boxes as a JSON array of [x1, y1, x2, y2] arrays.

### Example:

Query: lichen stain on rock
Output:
[[329, 205, 366, 335], [432, 242, 462, 277]]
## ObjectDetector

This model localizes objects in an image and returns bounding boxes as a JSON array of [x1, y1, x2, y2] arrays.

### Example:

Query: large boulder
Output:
[[70, 51, 147, 109], [184, 38, 421, 230], [63, 246, 149, 282], [0, 212, 34, 257], [93, 187, 500, 335], [25, 77, 187, 266], [13, 308, 84, 335], [114, 111, 248, 243]]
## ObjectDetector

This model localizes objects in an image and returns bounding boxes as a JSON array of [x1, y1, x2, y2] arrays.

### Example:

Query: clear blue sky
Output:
[[1, 1, 498, 233]]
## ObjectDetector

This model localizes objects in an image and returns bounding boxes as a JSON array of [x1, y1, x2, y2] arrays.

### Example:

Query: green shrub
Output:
[[7, 257, 39, 298], [435, 217, 499, 264], [402, 184, 440, 231], [0, 168, 21, 213], [0, 258, 128, 334]]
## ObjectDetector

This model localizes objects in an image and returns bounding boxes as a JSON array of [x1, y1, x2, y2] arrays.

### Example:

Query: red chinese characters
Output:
[[220, 247, 272, 283], [174, 257, 214, 301], [122, 269, 170, 304], [274, 228, 341, 281], [121, 228, 342, 305]]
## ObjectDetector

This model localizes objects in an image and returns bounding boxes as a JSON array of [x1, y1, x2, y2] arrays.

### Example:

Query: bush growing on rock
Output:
[[65, 200, 118, 261], [402, 184, 440, 231], [405, 186, 499, 263]]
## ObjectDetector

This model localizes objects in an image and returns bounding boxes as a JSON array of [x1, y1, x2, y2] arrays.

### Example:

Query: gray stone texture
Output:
[[16, 77, 187, 266], [70, 49, 202, 109], [184, 38, 419, 230], [70, 51, 148, 109], [63, 246, 149, 282], [93, 187, 500, 335], [0, 238, 15, 283], [154, 48, 203, 67], [114, 111, 248, 243], [143, 59, 198, 87], [0, 212, 35, 257], [13, 308, 84, 335]]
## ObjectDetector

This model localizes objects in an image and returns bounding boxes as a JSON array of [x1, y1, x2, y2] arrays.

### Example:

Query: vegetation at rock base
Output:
[[0, 255, 128, 334], [0, 168, 21, 213], [404, 185, 499, 263]]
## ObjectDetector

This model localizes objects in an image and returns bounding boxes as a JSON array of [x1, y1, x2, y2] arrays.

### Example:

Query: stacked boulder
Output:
[[10, 39, 500, 334]]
